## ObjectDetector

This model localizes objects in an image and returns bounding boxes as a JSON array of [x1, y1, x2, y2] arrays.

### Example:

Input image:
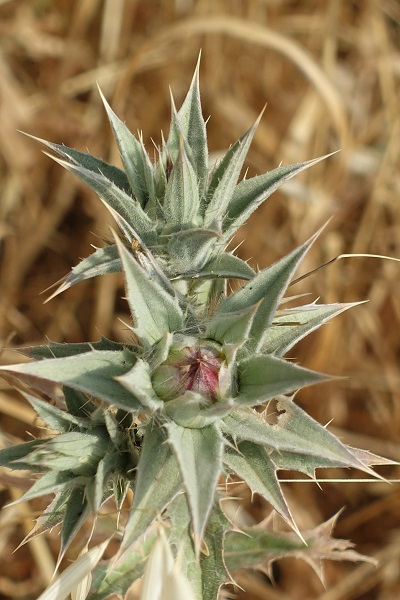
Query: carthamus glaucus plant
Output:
[[0, 58, 391, 600]]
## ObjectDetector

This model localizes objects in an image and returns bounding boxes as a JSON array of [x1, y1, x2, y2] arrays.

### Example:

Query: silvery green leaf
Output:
[[103, 410, 123, 449], [246, 232, 323, 353], [47, 153, 156, 244], [173, 55, 208, 196], [47, 244, 122, 300], [224, 514, 374, 580], [117, 359, 164, 411], [164, 392, 233, 428], [200, 501, 232, 600], [164, 137, 200, 228], [116, 236, 184, 348], [219, 230, 322, 314], [63, 387, 96, 417], [224, 442, 300, 536], [99, 86, 155, 207], [222, 155, 332, 239], [20, 488, 70, 545], [22, 392, 85, 432], [267, 397, 380, 476], [237, 354, 329, 406], [270, 449, 340, 476], [164, 95, 196, 171], [224, 528, 306, 573], [169, 495, 232, 600], [24, 133, 131, 194], [263, 302, 360, 356], [205, 132, 248, 218], [58, 486, 90, 567], [85, 453, 118, 513], [218, 229, 323, 354], [0, 438, 47, 471], [121, 425, 182, 551], [148, 331, 174, 370], [168, 494, 201, 597], [90, 534, 156, 600], [166, 226, 219, 276], [206, 303, 257, 345], [0, 349, 141, 413], [111, 477, 131, 512], [12, 471, 77, 505], [222, 399, 379, 474], [165, 421, 223, 555], [190, 252, 255, 281], [204, 112, 262, 226], [19, 336, 125, 360], [22, 430, 109, 475]]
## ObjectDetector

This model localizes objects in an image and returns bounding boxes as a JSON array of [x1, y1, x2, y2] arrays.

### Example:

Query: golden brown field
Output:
[[0, 1, 399, 599]]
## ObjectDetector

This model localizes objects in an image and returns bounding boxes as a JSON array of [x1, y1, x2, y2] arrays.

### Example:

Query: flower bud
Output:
[[152, 336, 223, 402]]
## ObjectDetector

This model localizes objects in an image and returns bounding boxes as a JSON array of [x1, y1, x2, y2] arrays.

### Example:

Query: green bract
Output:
[[0, 59, 391, 600]]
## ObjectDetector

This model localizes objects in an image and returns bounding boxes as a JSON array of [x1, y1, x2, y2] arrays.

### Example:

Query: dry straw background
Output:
[[0, 1, 399, 599]]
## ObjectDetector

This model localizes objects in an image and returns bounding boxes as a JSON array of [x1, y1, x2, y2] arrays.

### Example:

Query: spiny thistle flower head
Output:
[[152, 335, 224, 402], [0, 57, 393, 598]]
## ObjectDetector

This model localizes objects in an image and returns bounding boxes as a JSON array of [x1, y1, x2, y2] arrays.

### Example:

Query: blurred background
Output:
[[0, 1, 399, 598]]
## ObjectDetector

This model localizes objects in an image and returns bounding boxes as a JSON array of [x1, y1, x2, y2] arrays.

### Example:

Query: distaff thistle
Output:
[[0, 58, 392, 599]]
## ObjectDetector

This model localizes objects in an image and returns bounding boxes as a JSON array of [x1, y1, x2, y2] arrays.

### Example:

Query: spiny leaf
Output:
[[85, 452, 119, 513], [164, 92, 196, 171], [90, 534, 156, 600], [98, 86, 155, 207], [224, 528, 306, 573], [20, 488, 70, 546], [11, 471, 77, 505], [224, 442, 301, 538], [63, 387, 96, 417], [0, 438, 47, 471], [263, 301, 360, 356], [45, 153, 156, 244], [200, 501, 233, 600], [121, 425, 182, 551], [165, 421, 223, 556], [0, 349, 141, 413], [173, 54, 208, 196], [18, 337, 125, 360], [22, 392, 85, 432], [204, 110, 263, 225], [21, 430, 109, 475], [222, 398, 386, 475], [237, 354, 329, 406], [224, 513, 375, 585], [222, 154, 333, 239], [22, 132, 131, 194], [163, 136, 200, 228], [168, 494, 202, 598], [115, 236, 184, 348], [166, 226, 220, 276], [46, 244, 122, 300], [218, 228, 324, 353], [206, 303, 257, 346], [58, 486, 90, 569], [187, 252, 255, 281], [117, 358, 164, 412]]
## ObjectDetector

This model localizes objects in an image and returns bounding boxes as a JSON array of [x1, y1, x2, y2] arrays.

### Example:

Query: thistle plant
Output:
[[0, 59, 392, 599]]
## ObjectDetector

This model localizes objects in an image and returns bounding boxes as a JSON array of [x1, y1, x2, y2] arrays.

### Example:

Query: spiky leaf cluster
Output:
[[0, 60, 392, 599]]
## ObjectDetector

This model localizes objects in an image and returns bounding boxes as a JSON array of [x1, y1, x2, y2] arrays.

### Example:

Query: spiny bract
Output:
[[0, 59, 391, 599]]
